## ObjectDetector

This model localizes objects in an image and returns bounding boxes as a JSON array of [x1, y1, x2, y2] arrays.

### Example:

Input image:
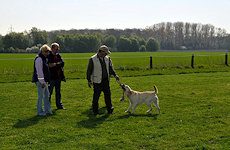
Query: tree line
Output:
[[0, 22, 229, 53], [145, 22, 230, 50]]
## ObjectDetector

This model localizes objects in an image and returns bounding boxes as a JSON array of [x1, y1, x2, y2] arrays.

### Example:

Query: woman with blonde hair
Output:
[[32, 44, 52, 116]]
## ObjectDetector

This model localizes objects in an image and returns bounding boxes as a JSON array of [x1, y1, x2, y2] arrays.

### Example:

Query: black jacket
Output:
[[47, 52, 66, 82], [32, 53, 50, 83]]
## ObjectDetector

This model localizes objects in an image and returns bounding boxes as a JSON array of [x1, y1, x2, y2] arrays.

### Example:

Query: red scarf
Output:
[[54, 55, 61, 75]]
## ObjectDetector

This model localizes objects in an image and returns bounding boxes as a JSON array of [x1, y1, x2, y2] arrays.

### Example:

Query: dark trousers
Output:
[[49, 78, 63, 109], [93, 79, 113, 113]]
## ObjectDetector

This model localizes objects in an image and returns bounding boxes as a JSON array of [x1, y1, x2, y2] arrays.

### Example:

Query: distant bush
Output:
[[139, 45, 146, 52], [26, 44, 42, 53]]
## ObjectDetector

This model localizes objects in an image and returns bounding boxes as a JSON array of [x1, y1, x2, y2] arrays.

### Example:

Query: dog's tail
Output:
[[154, 85, 158, 94]]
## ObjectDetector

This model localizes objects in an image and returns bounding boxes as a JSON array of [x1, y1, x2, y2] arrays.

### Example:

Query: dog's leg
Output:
[[131, 104, 137, 114], [125, 104, 133, 113], [146, 104, 153, 113], [153, 101, 160, 114]]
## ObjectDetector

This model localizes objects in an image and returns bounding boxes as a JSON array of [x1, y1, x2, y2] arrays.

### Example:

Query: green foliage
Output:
[[130, 37, 140, 52], [29, 27, 48, 46], [139, 45, 146, 52], [2, 34, 13, 49], [103, 35, 116, 48], [55, 34, 65, 50], [225, 34, 230, 50], [1, 22, 230, 53], [2, 32, 31, 50], [118, 36, 132, 52], [146, 37, 160, 52], [1, 27, 48, 53], [138, 37, 146, 46], [87, 34, 101, 53]]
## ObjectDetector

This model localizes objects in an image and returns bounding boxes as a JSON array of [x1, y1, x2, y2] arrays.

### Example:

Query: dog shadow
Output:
[[76, 106, 110, 129], [13, 109, 57, 128], [118, 112, 159, 120]]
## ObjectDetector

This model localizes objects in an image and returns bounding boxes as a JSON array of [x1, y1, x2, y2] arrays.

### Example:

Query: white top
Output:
[[35, 57, 45, 84]]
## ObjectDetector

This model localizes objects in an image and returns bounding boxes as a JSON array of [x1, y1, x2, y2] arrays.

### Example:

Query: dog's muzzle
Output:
[[121, 84, 126, 91]]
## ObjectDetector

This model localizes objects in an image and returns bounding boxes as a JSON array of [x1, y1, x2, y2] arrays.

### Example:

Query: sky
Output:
[[0, 0, 230, 36]]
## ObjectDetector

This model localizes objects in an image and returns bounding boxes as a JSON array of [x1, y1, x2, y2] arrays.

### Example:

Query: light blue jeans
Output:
[[35, 81, 52, 116]]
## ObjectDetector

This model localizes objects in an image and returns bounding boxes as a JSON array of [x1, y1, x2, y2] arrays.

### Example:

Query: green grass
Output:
[[1, 72, 230, 149], [0, 52, 229, 83], [1, 52, 230, 149]]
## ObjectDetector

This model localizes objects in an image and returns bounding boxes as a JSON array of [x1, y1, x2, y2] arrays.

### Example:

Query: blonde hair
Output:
[[40, 44, 51, 53]]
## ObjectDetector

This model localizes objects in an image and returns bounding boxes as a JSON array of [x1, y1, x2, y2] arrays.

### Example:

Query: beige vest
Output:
[[91, 54, 110, 83]]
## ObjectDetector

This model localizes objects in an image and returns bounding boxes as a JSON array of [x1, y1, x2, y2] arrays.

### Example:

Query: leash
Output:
[[116, 80, 122, 86], [116, 80, 125, 101]]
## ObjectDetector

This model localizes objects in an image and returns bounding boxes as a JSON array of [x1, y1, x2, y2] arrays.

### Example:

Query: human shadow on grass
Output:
[[77, 106, 110, 129], [117, 112, 159, 120], [13, 109, 57, 128]]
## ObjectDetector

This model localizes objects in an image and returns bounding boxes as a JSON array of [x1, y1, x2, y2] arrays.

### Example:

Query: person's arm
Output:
[[48, 54, 64, 68], [35, 57, 46, 87], [86, 58, 94, 88], [109, 58, 119, 81], [56, 54, 65, 68]]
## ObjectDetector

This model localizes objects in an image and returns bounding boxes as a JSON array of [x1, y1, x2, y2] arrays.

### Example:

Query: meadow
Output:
[[0, 52, 229, 83], [1, 52, 230, 149]]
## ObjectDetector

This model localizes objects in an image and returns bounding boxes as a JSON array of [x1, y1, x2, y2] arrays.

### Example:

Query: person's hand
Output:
[[49, 63, 56, 67], [115, 75, 119, 81], [41, 84, 45, 88], [88, 82, 92, 88]]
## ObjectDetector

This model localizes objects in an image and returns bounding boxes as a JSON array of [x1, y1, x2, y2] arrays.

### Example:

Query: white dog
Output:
[[121, 84, 160, 114]]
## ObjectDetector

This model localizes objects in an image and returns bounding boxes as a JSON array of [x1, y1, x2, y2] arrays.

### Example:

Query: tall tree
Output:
[[225, 34, 230, 50], [129, 37, 140, 52], [55, 34, 65, 51], [165, 22, 175, 50], [87, 34, 101, 53], [2, 32, 30, 50], [29, 27, 48, 46], [184, 22, 191, 48], [118, 36, 131, 52], [146, 37, 160, 52], [173, 22, 184, 49], [138, 37, 146, 46], [216, 28, 227, 49], [103, 35, 116, 48], [191, 23, 198, 49], [0, 35, 3, 52]]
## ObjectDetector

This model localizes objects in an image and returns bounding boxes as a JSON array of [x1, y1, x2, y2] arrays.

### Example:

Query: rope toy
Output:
[[116, 80, 125, 101]]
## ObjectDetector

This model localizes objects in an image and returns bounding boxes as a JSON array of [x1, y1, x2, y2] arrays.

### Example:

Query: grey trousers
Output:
[[49, 78, 63, 109], [93, 79, 113, 114]]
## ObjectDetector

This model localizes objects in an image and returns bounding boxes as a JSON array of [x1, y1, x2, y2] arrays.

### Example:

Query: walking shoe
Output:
[[58, 107, 67, 110]]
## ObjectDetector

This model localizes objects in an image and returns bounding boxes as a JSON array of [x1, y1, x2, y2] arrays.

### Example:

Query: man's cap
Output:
[[99, 45, 111, 54]]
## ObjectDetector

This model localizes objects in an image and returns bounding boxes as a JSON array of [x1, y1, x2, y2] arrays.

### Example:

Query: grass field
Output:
[[1, 52, 230, 149], [0, 52, 229, 83]]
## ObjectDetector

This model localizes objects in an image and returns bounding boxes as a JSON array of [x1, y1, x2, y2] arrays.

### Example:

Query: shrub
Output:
[[146, 37, 160, 52], [139, 45, 146, 52]]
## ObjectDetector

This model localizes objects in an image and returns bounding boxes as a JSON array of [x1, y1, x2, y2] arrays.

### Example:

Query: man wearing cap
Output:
[[87, 45, 119, 115]]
